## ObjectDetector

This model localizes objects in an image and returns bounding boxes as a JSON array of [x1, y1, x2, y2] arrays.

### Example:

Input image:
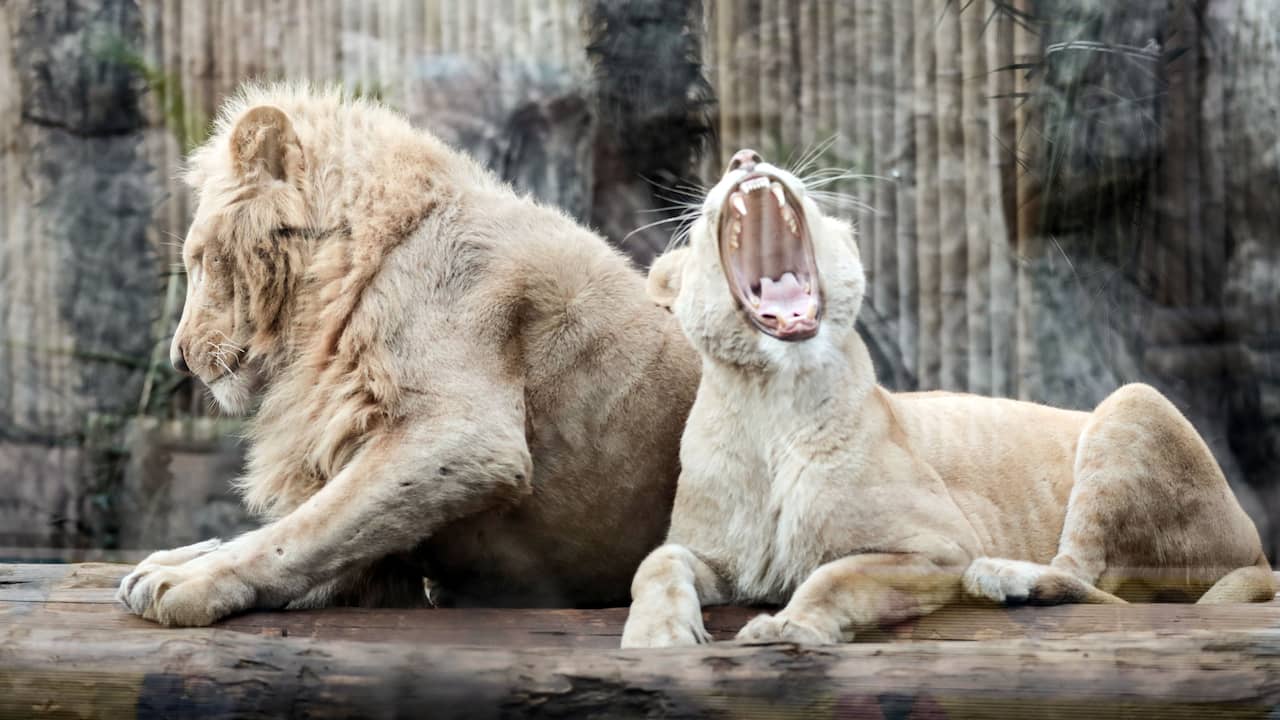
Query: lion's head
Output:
[[171, 104, 313, 415], [647, 149, 866, 369]]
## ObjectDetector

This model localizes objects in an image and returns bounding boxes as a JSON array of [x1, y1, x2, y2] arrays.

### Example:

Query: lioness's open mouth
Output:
[[718, 173, 821, 341]]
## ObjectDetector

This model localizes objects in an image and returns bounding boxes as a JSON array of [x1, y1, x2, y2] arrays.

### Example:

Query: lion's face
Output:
[[649, 149, 866, 368], [171, 105, 310, 414]]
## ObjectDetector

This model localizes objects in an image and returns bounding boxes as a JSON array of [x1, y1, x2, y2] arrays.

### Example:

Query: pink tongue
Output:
[[758, 272, 811, 320]]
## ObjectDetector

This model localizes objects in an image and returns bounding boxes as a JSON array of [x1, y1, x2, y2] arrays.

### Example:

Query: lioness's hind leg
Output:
[[1199, 562, 1276, 604], [1055, 383, 1270, 601]]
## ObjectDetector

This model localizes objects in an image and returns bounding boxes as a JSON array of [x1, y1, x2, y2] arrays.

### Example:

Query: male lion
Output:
[[621, 148, 1275, 647], [117, 84, 700, 626]]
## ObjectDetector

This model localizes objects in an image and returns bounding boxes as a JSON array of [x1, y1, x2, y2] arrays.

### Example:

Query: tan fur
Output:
[[621, 159, 1274, 648], [118, 83, 700, 626]]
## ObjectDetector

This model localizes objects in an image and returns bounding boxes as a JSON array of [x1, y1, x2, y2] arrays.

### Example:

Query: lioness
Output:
[[117, 84, 700, 626], [621, 149, 1275, 647]]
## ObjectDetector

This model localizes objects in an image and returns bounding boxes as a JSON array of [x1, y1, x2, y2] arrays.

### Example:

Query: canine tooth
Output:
[[771, 183, 786, 208], [804, 281, 811, 293], [805, 304, 817, 320], [732, 193, 747, 216]]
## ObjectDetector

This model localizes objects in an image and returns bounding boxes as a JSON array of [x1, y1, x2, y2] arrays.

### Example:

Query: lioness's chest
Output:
[[677, 426, 874, 604]]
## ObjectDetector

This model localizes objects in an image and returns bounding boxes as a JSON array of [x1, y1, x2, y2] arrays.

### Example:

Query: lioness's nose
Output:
[[728, 148, 763, 173], [171, 343, 192, 375]]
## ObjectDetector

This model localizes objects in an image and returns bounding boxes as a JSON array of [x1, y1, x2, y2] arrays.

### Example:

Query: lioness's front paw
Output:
[[620, 608, 712, 649], [117, 542, 254, 626], [735, 612, 840, 645], [962, 557, 1046, 604]]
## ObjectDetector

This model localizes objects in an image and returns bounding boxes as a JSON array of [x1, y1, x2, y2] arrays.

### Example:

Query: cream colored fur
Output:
[[621, 159, 1275, 648], [117, 84, 700, 626]]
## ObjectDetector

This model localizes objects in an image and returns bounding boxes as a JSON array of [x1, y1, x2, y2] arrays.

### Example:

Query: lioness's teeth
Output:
[[732, 193, 747, 216], [804, 281, 811, 293], [806, 304, 817, 320], [771, 183, 786, 208], [782, 205, 798, 234]]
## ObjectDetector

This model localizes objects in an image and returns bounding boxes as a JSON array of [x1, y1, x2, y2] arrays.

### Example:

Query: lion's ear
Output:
[[646, 247, 690, 310], [229, 105, 302, 184]]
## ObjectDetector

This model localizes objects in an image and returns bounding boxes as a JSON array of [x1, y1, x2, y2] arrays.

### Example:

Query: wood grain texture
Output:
[[4, 565, 1280, 718]]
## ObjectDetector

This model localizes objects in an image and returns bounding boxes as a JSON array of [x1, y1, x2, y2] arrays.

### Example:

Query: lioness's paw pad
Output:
[[962, 557, 1049, 604], [735, 613, 838, 645], [620, 613, 711, 648]]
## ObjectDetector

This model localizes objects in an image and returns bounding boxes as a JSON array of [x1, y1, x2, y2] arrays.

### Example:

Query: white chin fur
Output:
[[207, 373, 255, 416]]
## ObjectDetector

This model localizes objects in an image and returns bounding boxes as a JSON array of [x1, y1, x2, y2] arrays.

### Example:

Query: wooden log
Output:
[[11, 563, 1279, 645], [5, 563, 1280, 720]]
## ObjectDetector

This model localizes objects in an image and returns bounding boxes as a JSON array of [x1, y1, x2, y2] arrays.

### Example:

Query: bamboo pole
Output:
[[936, 0, 968, 391], [215, 0, 236, 102], [757, 1, 773, 155], [798, 1, 818, 154], [831, 1, 853, 172], [989, 3, 1017, 398], [341, 0, 360, 85], [893, 0, 917, 380], [237, 0, 260, 81], [1161, 2, 1191, 309], [777, 1, 799, 167], [716, 0, 738, 159], [1199, 0, 1227, 309], [1013, 0, 1040, 400], [961, 0, 990, 395], [871, 0, 897, 331], [852, 1, 872, 268], [914, 0, 941, 389], [817, 0, 835, 151]]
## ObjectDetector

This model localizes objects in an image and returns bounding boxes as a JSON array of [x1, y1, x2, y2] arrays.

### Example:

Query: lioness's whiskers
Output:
[[789, 135, 840, 178], [623, 210, 702, 245]]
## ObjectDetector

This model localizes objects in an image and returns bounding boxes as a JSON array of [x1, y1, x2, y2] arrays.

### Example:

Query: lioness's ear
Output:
[[229, 105, 302, 183], [646, 247, 690, 310]]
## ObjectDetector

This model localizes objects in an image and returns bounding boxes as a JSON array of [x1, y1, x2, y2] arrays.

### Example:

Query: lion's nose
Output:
[[171, 344, 192, 375], [728, 148, 763, 173]]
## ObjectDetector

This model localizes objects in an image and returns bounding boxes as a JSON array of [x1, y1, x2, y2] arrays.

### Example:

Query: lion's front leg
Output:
[[736, 552, 962, 645], [119, 416, 531, 626]]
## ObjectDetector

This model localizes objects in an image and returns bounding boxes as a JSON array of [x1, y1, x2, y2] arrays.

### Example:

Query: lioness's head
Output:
[[648, 149, 865, 367], [171, 103, 312, 414]]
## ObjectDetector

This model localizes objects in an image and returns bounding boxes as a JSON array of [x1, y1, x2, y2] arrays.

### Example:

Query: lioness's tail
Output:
[[1198, 557, 1277, 604]]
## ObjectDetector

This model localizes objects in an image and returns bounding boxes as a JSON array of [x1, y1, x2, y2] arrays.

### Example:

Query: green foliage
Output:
[[95, 34, 211, 153]]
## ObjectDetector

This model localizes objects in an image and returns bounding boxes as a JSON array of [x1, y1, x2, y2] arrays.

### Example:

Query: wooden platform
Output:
[[5, 564, 1280, 718]]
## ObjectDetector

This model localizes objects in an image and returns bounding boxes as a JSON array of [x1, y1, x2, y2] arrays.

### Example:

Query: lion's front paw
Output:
[[735, 612, 840, 645], [621, 608, 712, 649], [117, 542, 254, 626]]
